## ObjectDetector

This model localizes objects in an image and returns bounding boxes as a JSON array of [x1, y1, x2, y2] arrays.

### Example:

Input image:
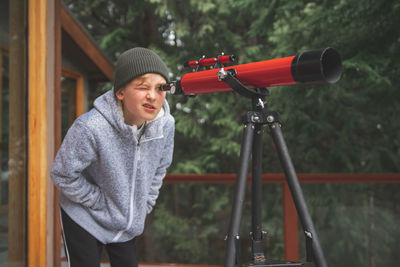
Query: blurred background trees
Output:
[[65, 0, 400, 174], [63, 0, 400, 266]]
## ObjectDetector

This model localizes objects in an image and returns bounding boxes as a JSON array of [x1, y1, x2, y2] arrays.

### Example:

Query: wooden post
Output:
[[0, 48, 3, 212], [283, 182, 299, 262], [53, 0, 62, 265], [8, 0, 27, 266], [28, 0, 48, 266]]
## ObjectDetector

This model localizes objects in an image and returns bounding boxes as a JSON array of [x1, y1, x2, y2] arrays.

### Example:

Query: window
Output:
[[61, 68, 84, 138]]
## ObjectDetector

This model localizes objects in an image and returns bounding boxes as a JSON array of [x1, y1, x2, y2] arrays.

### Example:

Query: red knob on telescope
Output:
[[184, 55, 236, 69]]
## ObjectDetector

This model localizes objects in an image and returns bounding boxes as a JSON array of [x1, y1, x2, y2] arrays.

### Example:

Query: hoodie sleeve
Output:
[[146, 118, 175, 213], [51, 120, 103, 210]]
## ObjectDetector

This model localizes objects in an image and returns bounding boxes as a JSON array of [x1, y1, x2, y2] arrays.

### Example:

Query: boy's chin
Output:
[[143, 113, 157, 121]]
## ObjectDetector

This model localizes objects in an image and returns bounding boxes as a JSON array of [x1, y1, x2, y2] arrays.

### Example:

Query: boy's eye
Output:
[[158, 84, 171, 91]]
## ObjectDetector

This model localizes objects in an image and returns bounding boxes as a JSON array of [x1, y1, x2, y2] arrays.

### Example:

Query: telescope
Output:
[[164, 47, 341, 95], [164, 48, 342, 267]]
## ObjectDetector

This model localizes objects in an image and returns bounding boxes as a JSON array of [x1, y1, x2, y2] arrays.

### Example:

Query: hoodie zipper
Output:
[[111, 133, 143, 242], [137, 142, 141, 161], [136, 123, 147, 161], [127, 135, 143, 228], [111, 125, 165, 242]]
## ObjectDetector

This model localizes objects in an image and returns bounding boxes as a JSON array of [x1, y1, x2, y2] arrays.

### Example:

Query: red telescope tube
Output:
[[174, 48, 341, 95], [184, 55, 236, 69]]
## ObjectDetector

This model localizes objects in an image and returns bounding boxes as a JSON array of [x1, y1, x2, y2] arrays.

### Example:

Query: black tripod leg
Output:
[[224, 123, 255, 267], [251, 124, 266, 263], [269, 122, 328, 267]]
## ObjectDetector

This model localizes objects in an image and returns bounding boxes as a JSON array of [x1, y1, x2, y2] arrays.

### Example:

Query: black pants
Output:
[[61, 209, 138, 267]]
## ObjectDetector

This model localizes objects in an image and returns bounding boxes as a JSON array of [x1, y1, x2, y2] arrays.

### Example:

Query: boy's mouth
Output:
[[143, 103, 156, 110]]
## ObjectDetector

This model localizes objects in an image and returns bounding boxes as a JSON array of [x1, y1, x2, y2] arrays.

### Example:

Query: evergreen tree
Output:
[[63, 0, 400, 265]]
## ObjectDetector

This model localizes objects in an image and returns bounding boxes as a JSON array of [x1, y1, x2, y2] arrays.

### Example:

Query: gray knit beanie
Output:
[[113, 47, 169, 93]]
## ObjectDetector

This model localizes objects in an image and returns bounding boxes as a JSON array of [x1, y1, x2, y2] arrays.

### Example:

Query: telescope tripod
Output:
[[218, 69, 328, 267]]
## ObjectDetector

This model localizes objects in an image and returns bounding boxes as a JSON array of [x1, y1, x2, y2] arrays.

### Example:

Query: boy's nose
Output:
[[147, 88, 156, 100]]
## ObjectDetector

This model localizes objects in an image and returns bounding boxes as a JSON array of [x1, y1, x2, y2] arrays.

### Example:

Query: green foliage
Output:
[[300, 184, 400, 266], [145, 183, 285, 264], [64, 0, 400, 265], [148, 184, 233, 264]]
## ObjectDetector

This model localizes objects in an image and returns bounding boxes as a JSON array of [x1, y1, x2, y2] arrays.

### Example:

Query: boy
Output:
[[51, 47, 175, 267]]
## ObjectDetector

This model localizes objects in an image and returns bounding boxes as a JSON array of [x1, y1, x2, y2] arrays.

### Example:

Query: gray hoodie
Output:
[[51, 90, 175, 243]]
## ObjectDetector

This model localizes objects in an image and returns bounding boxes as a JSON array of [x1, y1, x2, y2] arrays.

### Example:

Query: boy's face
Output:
[[116, 73, 167, 127]]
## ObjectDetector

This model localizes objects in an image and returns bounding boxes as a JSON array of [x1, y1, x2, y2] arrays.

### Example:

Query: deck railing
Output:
[[163, 173, 400, 263], [61, 173, 400, 266]]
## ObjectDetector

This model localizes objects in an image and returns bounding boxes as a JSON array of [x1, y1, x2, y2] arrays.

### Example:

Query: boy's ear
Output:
[[115, 88, 124, 100]]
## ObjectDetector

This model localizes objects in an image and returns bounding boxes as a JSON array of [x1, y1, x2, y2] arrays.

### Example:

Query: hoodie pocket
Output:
[[87, 195, 128, 231], [89, 190, 106, 211]]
